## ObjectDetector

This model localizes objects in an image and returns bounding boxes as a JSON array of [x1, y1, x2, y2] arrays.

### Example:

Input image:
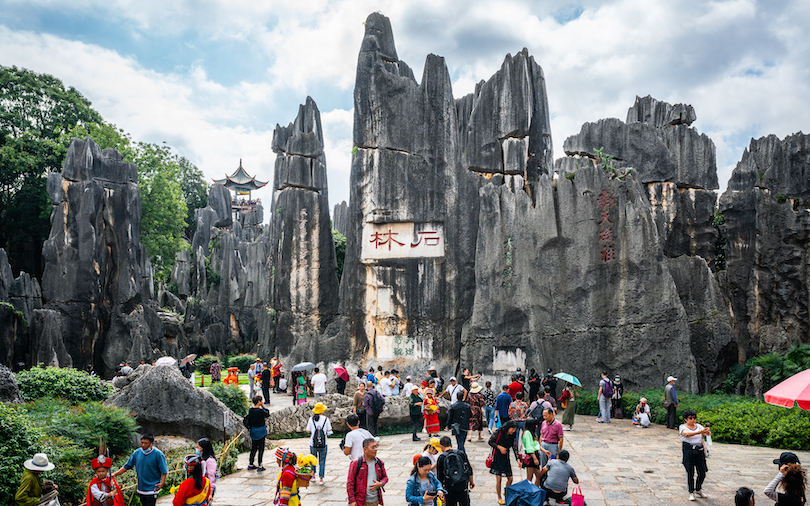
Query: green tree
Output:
[[0, 65, 102, 277], [332, 228, 346, 282], [178, 157, 209, 237]]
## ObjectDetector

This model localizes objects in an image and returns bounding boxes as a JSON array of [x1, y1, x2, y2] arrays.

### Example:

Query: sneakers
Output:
[[247, 465, 257, 470], [688, 493, 695, 501], [412, 437, 421, 441], [257, 467, 265, 472], [319, 478, 324, 485], [695, 490, 708, 498]]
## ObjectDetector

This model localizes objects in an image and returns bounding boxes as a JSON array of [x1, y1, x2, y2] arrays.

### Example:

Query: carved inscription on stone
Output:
[[376, 334, 433, 361], [492, 346, 526, 372], [361, 222, 445, 261]]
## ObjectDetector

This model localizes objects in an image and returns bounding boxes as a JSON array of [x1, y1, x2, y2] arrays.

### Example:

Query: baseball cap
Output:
[[406, 375, 412, 380], [773, 452, 801, 466], [667, 376, 677, 383], [449, 376, 457, 382]]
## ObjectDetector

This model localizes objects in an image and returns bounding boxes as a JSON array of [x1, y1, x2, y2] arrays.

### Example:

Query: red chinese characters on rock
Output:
[[369, 228, 441, 250], [596, 190, 616, 263]]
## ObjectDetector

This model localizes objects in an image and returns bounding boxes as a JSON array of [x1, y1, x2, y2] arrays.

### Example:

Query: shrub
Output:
[[0, 403, 42, 504], [16, 366, 114, 403], [208, 383, 249, 416], [227, 353, 258, 373]]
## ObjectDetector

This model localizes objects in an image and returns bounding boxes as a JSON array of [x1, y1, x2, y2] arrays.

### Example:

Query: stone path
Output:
[[159, 414, 807, 506]]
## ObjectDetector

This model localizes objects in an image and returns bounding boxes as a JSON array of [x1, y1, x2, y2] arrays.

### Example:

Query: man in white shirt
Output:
[[402, 376, 415, 397], [379, 371, 393, 397], [343, 414, 374, 460], [311, 367, 328, 400], [446, 376, 467, 403]]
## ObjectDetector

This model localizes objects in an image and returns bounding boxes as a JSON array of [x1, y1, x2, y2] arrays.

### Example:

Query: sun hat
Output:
[[640, 397, 647, 403], [24, 453, 55, 472], [429, 438, 442, 452], [667, 376, 677, 383], [312, 402, 327, 415], [470, 382, 483, 394], [774, 452, 801, 466]]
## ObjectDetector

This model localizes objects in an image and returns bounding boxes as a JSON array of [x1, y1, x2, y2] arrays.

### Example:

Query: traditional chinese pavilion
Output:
[[213, 160, 268, 199]]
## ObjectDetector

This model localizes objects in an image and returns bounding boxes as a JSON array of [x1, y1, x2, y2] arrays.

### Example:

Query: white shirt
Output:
[[306, 415, 333, 446], [379, 377, 392, 396], [447, 383, 465, 403], [679, 423, 705, 445], [402, 382, 415, 397], [311, 373, 328, 394], [344, 428, 373, 460]]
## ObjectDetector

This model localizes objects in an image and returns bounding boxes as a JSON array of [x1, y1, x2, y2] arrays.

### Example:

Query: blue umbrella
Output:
[[505, 479, 546, 506], [553, 372, 582, 387]]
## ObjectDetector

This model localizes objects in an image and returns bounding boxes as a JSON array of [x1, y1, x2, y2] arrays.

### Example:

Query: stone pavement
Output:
[[158, 414, 808, 506]]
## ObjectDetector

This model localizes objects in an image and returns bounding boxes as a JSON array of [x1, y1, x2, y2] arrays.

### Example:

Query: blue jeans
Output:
[[485, 407, 496, 431], [599, 396, 611, 423], [309, 445, 327, 478]]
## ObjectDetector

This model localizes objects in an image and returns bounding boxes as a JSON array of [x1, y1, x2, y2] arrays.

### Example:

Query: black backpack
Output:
[[442, 450, 469, 489], [371, 391, 384, 415], [312, 416, 327, 449]]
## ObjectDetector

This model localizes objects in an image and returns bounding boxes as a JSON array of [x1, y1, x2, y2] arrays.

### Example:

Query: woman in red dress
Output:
[[422, 389, 440, 437]]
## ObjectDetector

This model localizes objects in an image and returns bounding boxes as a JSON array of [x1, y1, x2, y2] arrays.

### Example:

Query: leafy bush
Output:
[[227, 353, 258, 373], [16, 366, 114, 402], [716, 342, 810, 394], [0, 403, 42, 504], [208, 383, 249, 416]]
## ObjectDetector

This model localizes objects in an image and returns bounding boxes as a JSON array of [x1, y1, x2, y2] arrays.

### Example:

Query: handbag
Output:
[[485, 449, 494, 468], [519, 452, 533, 467], [570, 485, 584, 506]]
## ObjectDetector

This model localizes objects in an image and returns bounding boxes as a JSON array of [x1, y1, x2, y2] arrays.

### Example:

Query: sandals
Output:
[[498, 499, 505, 505]]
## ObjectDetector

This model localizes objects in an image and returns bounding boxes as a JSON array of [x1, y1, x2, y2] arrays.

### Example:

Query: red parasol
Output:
[[764, 369, 810, 409], [333, 364, 350, 382]]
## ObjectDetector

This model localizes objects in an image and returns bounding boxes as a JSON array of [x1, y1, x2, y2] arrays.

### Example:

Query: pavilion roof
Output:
[[213, 160, 268, 190]]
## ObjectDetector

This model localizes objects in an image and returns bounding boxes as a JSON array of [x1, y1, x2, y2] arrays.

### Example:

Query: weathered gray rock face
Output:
[[626, 95, 697, 127], [171, 249, 191, 298], [0, 249, 40, 368], [30, 309, 72, 367], [0, 365, 22, 402], [39, 139, 158, 376], [106, 365, 242, 440], [332, 201, 349, 237], [720, 132, 810, 359]]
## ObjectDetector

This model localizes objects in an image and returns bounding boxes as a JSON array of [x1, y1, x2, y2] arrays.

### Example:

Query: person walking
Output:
[[611, 375, 624, 419], [261, 364, 272, 403], [508, 391, 528, 447], [467, 382, 485, 441], [295, 373, 309, 405], [311, 367, 328, 400], [272, 360, 283, 393], [363, 381, 385, 437], [597, 371, 612, 424], [482, 381, 498, 434], [353, 381, 368, 429], [209, 359, 221, 383], [111, 434, 168, 506], [335, 370, 347, 395], [243, 395, 270, 471], [274, 448, 299, 506], [347, 439, 388, 506], [406, 456, 446, 506], [679, 409, 710, 501], [446, 398, 472, 454], [247, 364, 257, 399], [495, 385, 512, 426], [560, 384, 577, 431], [408, 385, 424, 441], [306, 402, 333, 484], [402, 376, 415, 397], [489, 420, 519, 505], [342, 414, 373, 461], [665, 376, 679, 429], [423, 388, 441, 437], [436, 436, 474, 506]]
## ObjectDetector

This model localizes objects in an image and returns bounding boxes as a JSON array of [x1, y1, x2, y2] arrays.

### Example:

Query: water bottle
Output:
[[705, 423, 712, 457]]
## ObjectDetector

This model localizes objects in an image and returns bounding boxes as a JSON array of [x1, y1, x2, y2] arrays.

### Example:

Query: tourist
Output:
[[409, 385, 424, 441], [461, 368, 480, 393], [306, 402, 333, 484], [597, 371, 612, 424], [335, 369, 347, 395], [446, 376, 467, 404], [421, 438, 442, 471], [171, 455, 211, 506], [402, 375, 415, 398], [543, 386, 557, 412], [528, 392, 553, 421], [539, 408, 564, 467], [765, 453, 805, 505], [274, 448, 299, 506], [542, 369, 558, 402], [436, 436, 475, 506], [634, 397, 651, 427], [423, 388, 441, 437], [295, 373, 308, 405], [272, 360, 283, 393], [391, 370, 401, 396], [507, 375, 523, 400], [357, 369, 367, 390], [433, 367, 446, 394], [260, 363, 272, 403], [342, 414, 373, 461], [375, 366, 384, 384], [379, 370, 392, 396], [247, 363, 257, 399], [446, 396, 472, 453], [16, 453, 58, 506], [495, 385, 512, 425], [560, 384, 577, 431], [482, 381, 498, 433], [311, 367, 328, 400], [197, 438, 217, 497], [353, 381, 367, 429], [366, 367, 377, 385], [406, 456, 446, 506], [734, 487, 755, 506], [87, 453, 123, 506], [277, 376, 288, 393], [347, 439, 388, 506], [527, 368, 542, 402], [521, 419, 542, 486], [611, 375, 624, 419], [467, 382, 485, 441], [665, 376, 679, 429], [120, 362, 133, 376], [112, 434, 168, 506], [508, 391, 528, 447], [537, 449, 579, 505], [244, 395, 270, 471], [254, 358, 263, 376], [489, 420, 519, 505], [363, 380, 385, 437], [209, 359, 221, 383], [679, 409, 710, 501]]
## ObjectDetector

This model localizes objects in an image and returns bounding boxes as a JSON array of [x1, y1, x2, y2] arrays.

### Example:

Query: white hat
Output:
[[24, 453, 55, 472], [667, 376, 677, 383], [449, 376, 457, 382]]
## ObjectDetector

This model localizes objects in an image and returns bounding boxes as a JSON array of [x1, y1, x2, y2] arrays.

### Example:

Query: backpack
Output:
[[529, 401, 547, 419], [371, 390, 384, 415], [442, 450, 470, 489], [312, 416, 327, 449], [602, 379, 613, 398]]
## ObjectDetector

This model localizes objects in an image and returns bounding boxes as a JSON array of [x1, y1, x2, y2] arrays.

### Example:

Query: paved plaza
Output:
[[158, 411, 809, 506]]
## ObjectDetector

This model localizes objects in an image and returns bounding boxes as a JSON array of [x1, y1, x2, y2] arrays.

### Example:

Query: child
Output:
[[538, 449, 579, 506], [196, 438, 217, 496], [172, 455, 211, 506], [15, 453, 58, 506], [87, 454, 124, 506]]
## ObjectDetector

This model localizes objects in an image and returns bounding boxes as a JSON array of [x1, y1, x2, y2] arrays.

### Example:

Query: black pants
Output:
[[250, 436, 265, 466], [262, 384, 270, 403], [411, 413, 422, 439], [273, 375, 281, 392], [368, 412, 380, 436], [455, 429, 468, 454], [543, 487, 566, 502], [683, 445, 707, 493], [138, 493, 158, 506], [444, 487, 471, 506], [666, 403, 677, 428]]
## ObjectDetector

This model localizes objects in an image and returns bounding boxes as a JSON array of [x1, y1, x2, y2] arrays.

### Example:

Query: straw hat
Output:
[[24, 453, 55, 472], [469, 382, 483, 394], [312, 402, 327, 415]]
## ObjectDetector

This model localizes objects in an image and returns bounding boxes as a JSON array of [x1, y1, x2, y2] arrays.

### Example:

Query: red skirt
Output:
[[425, 413, 440, 433]]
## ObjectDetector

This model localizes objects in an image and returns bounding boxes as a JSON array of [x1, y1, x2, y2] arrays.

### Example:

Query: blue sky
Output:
[[2, 0, 809, 212]]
